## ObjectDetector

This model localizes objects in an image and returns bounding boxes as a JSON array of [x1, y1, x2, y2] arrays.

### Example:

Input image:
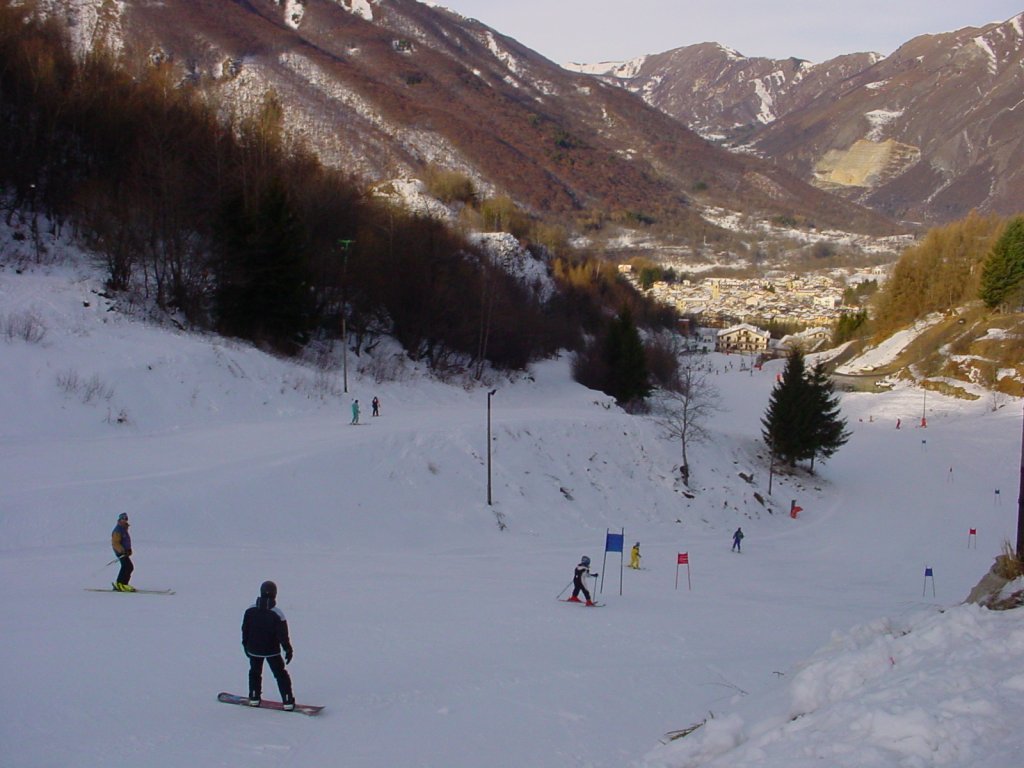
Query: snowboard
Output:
[[218, 692, 324, 716], [85, 586, 175, 595]]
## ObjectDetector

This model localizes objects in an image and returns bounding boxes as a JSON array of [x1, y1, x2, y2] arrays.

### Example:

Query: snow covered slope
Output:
[[2, 231, 1022, 767]]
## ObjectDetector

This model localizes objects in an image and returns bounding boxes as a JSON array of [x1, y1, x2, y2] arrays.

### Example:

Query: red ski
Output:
[[217, 692, 324, 716]]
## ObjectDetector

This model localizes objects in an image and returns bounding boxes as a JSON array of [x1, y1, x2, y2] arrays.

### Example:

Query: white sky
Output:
[[432, 1, 1024, 63]]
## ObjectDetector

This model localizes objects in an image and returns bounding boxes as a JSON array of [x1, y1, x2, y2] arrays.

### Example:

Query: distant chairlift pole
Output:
[[487, 389, 497, 506], [338, 239, 354, 394], [1016, 403, 1024, 559]]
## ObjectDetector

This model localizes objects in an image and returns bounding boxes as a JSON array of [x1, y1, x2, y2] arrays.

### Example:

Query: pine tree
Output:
[[761, 350, 813, 467], [805, 361, 850, 471], [980, 216, 1024, 311], [214, 177, 311, 350], [603, 308, 650, 406], [763, 351, 850, 472]]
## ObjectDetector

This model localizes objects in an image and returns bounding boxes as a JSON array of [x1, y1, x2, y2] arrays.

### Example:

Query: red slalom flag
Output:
[[676, 553, 691, 590]]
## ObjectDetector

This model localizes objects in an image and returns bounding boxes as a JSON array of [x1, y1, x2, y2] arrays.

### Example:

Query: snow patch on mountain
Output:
[[564, 57, 647, 79], [371, 178, 456, 221], [335, 0, 374, 22], [865, 109, 904, 140], [469, 233, 557, 303], [835, 314, 945, 374], [973, 35, 1000, 74], [283, 0, 305, 28], [484, 30, 521, 75], [752, 78, 777, 123]]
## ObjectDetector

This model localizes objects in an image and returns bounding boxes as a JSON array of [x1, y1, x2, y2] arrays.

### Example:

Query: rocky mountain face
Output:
[[570, 45, 881, 144], [576, 14, 1024, 224], [31, 0, 895, 236]]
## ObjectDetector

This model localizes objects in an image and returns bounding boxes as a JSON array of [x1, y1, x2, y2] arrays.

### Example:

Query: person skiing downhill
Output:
[[568, 556, 598, 606], [371, 396, 380, 417], [242, 580, 296, 710], [351, 399, 360, 425], [732, 527, 744, 553], [111, 513, 135, 591], [629, 542, 642, 570]]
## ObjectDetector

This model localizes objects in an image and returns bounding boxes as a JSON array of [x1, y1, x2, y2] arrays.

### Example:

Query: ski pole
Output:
[[91, 556, 121, 577], [556, 579, 574, 600]]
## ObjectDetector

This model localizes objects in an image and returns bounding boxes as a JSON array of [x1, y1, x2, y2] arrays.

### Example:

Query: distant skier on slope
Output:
[[350, 399, 360, 425], [242, 580, 296, 710], [629, 542, 642, 569], [732, 527, 744, 553], [568, 555, 598, 606], [372, 396, 380, 417], [111, 513, 135, 591]]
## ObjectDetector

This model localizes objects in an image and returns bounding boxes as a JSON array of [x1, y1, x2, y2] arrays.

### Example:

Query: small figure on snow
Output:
[[350, 399, 360, 425], [732, 527, 744, 553], [629, 542, 642, 570], [568, 555, 598, 606], [111, 513, 135, 591], [242, 580, 296, 710], [896, 418, 901, 429], [372, 396, 380, 417]]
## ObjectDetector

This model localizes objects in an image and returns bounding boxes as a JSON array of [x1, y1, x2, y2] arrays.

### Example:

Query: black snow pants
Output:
[[571, 576, 591, 601], [248, 654, 292, 701], [116, 555, 134, 585]]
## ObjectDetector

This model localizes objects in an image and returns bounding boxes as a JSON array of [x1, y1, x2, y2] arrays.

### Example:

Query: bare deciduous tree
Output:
[[650, 363, 721, 486]]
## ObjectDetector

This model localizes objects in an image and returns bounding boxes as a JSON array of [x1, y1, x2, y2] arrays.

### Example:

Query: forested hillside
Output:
[[844, 212, 1024, 397], [0, 3, 676, 377]]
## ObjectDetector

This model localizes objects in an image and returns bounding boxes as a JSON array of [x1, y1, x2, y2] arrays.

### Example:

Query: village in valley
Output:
[[617, 262, 891, 355]]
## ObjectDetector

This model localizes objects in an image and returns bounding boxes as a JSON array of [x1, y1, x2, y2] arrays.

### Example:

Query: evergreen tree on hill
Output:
[[980, 216, 1024, 312], [806, 360, 850, 471], [604, 308, 650, 407], [214, 178, 311, 350], [761, 349, 813, 467], [762, 350, 850, 472]]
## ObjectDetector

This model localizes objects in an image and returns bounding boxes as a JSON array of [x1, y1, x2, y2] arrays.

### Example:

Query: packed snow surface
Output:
[[2, 245, 1023, 767]]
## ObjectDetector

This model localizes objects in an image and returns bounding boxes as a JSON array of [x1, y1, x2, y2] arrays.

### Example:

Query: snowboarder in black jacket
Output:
[[242, 580, 295, 709]]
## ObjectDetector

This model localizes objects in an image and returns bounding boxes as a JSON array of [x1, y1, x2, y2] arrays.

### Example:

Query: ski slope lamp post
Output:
[[487, 389, 497, 506], [337, 238, 354, 394], [1016, 403, 1024, 559]]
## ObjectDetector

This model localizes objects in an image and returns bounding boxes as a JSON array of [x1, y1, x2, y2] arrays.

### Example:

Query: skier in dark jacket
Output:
[[568, 555, 598, 606], [111, 513, 135, 591], [242, 580, 295, 709], [732, 527, 744, 553]]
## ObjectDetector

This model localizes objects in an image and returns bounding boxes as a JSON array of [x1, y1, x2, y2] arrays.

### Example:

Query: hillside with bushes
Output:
[[0, 3, 681, 394]]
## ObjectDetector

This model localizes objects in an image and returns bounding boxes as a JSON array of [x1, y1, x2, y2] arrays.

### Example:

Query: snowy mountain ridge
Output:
[[581, 13, 1024, 222]]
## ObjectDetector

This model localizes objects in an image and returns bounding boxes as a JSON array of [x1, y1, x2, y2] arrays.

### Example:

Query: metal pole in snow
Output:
[[1016, 404, 1024, 558]]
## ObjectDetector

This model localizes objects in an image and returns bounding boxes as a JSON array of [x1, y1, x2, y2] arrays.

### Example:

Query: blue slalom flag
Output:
[[605, 532, 624, 553], [924, 567, 933, 577]]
